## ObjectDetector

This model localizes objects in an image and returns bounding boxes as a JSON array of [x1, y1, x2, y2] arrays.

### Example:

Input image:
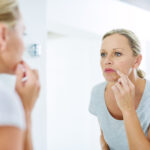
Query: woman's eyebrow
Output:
[[100, 48, 125, 51]]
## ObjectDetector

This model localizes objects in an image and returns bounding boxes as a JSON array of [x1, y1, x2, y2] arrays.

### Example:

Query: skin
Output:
[[0, 20, 25, 74], [99, 34, 150, 150], [0, 16, 40, 150]]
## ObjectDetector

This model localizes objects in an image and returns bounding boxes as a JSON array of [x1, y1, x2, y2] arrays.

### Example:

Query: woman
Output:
[[0, 0, 40, 150], [89, 29, 150, 150]]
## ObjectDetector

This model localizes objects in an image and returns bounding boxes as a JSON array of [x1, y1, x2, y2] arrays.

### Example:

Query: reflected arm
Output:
[[100, 128, 110, 150]]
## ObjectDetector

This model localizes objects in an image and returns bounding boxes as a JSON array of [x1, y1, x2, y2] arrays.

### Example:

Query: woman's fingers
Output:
[[116, 70, 132, 91], [32, 69, 40, 91], [16, 61, 40, 90], [15, 60, 41, 112], [16, 64, 26, 87], [116, 70, 124, 77], [20, 61, 30, 70], [118, 77, 130, 91], [115, 82, 124, 94], [32, 69, 39, 80], [127, 77, 135, 90], [113, 70, 135, 96], [112, 84, 120, 96], [21, 61, 39, 80]]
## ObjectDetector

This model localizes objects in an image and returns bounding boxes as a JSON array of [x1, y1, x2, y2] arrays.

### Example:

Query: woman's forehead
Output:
[[101, 34, 131, 51]]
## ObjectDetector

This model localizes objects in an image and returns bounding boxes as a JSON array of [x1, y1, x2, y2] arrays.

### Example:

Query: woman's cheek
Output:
[[116, 61, 131, 75]]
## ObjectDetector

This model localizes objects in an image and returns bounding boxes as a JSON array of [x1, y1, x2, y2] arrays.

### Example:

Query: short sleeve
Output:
[[0, 89, 26, 130], [88, 85, 100, 116]]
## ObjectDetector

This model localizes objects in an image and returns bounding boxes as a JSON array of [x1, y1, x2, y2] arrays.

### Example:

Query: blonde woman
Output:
[[0, 0, 40, 150], [89, 29, 150, 150]]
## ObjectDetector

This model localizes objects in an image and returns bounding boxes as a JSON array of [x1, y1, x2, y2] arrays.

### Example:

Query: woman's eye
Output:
[[115, 52, 122, 56], [101, 52, 106, 57]]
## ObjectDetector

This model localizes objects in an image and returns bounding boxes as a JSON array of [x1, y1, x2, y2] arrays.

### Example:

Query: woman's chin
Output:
[[104, 76, 118, 82], [7, 68, 16, 75], [13, 60, 23, 75]]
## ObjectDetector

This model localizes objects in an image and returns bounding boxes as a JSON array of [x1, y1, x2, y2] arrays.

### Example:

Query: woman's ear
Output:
[[0, 23, 8, 52], [134, 54, 142, 69]]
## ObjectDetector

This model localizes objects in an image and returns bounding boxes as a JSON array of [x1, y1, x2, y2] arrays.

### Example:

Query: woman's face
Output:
[[100, 34, 138, 82], [0, 18, 25, 74]]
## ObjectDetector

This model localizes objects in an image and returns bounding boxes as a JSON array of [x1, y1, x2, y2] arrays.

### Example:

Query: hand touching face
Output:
[[111, 70, 135, 113]]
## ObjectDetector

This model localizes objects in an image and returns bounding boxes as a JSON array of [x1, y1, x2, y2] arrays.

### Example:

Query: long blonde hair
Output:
[[102, 29, 145, 78], [0, 0, 20, 28]]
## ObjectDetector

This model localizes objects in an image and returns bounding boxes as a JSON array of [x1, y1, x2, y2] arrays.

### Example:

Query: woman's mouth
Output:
[[104, 68, 116, 73]]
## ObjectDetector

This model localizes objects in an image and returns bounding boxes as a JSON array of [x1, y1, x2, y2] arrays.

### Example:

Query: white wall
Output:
[[47, 34, 104, 150], [47, 0, 150, 39]]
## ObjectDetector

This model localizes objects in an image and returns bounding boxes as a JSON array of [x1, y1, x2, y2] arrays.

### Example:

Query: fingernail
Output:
[[17, 64, 22, 71], [16, 64, 26, 73], [20, 60, 24, 64], [22, 66, 26, 73]]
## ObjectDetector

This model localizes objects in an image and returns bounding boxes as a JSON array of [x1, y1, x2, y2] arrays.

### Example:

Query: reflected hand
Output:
[[111, 69, 135, 113]]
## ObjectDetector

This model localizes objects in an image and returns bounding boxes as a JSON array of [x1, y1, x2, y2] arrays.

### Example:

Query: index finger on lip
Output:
[[116, 70, 125, 77], [20, 61, 30, 69]]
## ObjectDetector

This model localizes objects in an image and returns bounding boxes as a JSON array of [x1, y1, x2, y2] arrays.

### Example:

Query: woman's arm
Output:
[[24, 111, 33, 150], [100, 128, 110, 150], [111, 70, 150, 150], [123, 109, 150, 150], [0, 127, 24, 150], [15, 62, 40, 150], [147, 126, 150, 141]]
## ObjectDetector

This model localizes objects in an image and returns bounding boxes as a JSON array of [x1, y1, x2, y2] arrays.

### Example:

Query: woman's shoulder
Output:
[[92, 81, 107, 93], [89, 81, 106, 116], [144, 78, 150, 95], [0, 81, 20, 104], [146, 78, 150, 87], [90, 81, 106, 99]]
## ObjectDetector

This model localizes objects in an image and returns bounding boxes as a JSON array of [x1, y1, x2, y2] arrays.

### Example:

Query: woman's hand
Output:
[[15, 61, 40, 113], [111, 70, 135, 113]]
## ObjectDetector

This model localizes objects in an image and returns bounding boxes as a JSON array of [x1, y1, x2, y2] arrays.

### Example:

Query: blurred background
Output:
[[1, 0, 150, 150]]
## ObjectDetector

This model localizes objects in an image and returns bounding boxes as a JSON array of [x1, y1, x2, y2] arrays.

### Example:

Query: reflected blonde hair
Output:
[[0, 0, 20, 28], [102, 29, 145, 78]]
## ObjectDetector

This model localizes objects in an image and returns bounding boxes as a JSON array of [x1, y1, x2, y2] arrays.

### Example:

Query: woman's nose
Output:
[[104, 56, 113, 65]]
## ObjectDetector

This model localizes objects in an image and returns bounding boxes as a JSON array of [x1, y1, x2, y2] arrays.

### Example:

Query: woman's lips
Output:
[[104, 68, 116, 72]]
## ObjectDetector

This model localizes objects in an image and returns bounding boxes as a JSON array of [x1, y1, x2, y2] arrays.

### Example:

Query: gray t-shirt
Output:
[[89, 78, 150, 150], [0, 81, 26, 130]]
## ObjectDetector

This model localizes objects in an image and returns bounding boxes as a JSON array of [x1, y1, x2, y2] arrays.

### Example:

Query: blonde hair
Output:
[[0, 0, 20, 28], [102, 29, 145, 78]]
